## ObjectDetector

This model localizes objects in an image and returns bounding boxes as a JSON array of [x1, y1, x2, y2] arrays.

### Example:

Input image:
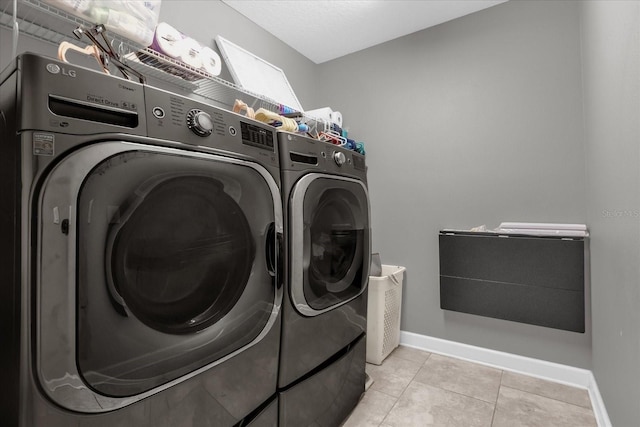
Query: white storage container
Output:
[[366, 265, 405, 365]]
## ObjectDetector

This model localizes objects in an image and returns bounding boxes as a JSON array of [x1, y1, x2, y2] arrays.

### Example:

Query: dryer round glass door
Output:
[[36, 142, 282, 411], [289, 174, 370, 315]]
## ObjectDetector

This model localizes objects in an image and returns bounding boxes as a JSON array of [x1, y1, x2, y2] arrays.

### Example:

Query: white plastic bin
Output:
[[366, 265, 405, 365]]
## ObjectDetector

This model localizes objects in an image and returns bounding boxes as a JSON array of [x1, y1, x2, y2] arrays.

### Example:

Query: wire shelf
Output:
[[1, 0, 139, 54], [1, 0, 341, 142]]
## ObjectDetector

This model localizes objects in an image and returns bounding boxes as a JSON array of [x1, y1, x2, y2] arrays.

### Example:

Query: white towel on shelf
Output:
[[496, 222, 588, 237], [498, 222, 587, 231]]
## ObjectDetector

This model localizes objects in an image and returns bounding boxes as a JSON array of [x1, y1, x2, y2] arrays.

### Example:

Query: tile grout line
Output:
[[391, 361, 594, 426], [370, 386, 402, 400], [400, 351, 431, 394], [490, 370, 504, 427], [413, 354, 503, 406], [417, 351, 592, 413], [500, 372, 594, 409], [367, 345, 598, 427], [378, 351, 433, 426], [499, 385, 597, 413], [379, 394, 399, 426], [499, 374, 593, 410], [388, 350, 433, 365], [413, 380, 501, 407], [409, 357, 501, 406]]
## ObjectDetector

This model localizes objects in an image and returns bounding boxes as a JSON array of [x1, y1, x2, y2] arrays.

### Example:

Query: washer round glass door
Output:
[[36, 141, 281, 411], [289, 174, 370, 315], [106, 173, 255, 335]]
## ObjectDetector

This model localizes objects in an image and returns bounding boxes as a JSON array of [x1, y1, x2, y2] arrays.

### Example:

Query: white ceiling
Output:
[[221, 0, 508, 64]]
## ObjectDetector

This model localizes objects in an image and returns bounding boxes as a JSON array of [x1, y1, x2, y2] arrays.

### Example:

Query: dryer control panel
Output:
[[277, 131, 367, 181]]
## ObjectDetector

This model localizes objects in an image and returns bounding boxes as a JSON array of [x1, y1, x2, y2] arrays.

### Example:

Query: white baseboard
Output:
[[399, 331, 611, 427], [585, 371, 612, 427]]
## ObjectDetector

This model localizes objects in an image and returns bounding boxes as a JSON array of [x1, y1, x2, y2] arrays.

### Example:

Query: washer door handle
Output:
[[265, 222, 277, 278]]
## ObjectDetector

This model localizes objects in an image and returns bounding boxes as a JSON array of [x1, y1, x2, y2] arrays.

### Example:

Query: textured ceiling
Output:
[[221, 0, 508, 64]]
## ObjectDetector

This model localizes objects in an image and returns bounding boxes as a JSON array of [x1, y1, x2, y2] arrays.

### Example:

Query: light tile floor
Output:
[[343, 346, 597, 427]]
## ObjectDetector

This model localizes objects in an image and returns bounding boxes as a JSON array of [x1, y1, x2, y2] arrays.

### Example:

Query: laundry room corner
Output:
[[2, 0, 639, 425], [315, 0, 591, 370]]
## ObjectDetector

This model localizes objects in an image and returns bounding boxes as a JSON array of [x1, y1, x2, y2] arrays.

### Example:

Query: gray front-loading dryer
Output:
[[277, 132, 370, 426], [0, 53, 282, 427]]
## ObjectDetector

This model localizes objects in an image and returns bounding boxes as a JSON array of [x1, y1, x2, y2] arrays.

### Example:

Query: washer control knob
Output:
[[187, 109, 213, 136], [333, 151, 346, 166]]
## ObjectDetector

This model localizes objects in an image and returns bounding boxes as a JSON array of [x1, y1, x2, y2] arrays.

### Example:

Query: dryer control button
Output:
[[152, 107, 165, 119], [333, 151, 346, 166], [187, 109, 214, 136]]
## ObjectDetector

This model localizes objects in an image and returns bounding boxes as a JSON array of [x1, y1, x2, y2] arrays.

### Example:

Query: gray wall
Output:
[[317, 0, 592, 368], [581, 1, 640, 426], [0, 27, 52, 71]]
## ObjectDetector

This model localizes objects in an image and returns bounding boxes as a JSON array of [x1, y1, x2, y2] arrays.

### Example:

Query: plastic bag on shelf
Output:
[[42, 0, 162, 46]]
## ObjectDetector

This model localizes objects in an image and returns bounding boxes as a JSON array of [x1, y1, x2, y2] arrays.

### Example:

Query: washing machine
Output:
[[277, 132, 370, 426], [0, 53, 283, 427]]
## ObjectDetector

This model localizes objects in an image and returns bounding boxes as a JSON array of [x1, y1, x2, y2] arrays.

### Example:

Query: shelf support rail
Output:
[[12, 0, 18, 58]]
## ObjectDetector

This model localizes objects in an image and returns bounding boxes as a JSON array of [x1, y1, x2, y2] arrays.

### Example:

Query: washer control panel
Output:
[[144, 86, 278, 168], [186, 109, 214, 137]]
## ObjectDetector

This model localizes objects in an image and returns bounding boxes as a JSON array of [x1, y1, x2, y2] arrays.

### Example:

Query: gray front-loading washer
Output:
[[0, 53, 282, 427], [277, 132, 371, 426]]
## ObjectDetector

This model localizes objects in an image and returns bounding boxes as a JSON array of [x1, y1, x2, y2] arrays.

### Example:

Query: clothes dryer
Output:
[[277, 132, 370, 426], [0, 53, 282, 427]]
